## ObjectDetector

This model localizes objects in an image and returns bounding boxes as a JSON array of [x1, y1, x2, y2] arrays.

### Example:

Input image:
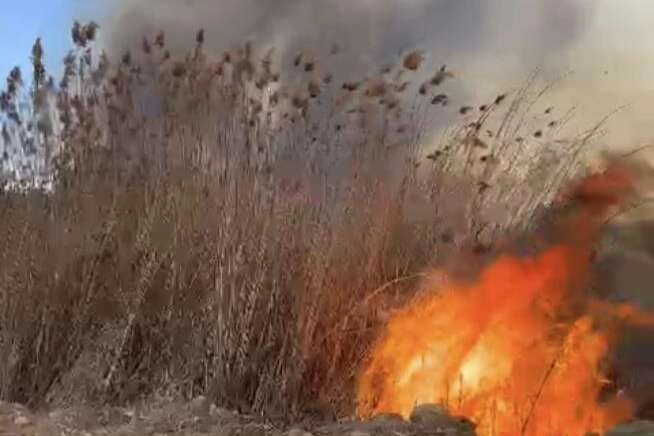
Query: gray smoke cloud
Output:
[[101, 0, 591, 83], [86, 0, 654, 151], [96, 0, 600, 153]]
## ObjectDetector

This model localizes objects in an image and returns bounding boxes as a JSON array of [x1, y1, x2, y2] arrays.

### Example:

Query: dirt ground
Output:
[[1, 397, 652, 436], [0, 398, 476, 436]]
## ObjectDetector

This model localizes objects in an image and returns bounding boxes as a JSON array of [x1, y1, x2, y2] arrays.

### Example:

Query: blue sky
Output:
[[0, 0, 106, 83]]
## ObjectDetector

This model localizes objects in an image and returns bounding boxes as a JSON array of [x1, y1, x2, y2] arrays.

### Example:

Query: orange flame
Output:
[[357, 164, 654, 435]]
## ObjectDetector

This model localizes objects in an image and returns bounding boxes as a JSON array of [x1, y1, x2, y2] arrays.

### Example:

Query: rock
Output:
[[409, 404, 476, 435], [410, 404, 454, 427], [315, 405, 476, 436], [607, 420, 654, 435], [358, 413, 410, 434], [369, 412, 405, 423], [13, 414, 31, 426]]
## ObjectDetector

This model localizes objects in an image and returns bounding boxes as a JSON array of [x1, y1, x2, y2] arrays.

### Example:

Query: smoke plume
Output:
[[101, 0, 591, 96]]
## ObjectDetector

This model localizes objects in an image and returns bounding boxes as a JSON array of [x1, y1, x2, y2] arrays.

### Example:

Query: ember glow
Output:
[[357, 165, 654, 435]]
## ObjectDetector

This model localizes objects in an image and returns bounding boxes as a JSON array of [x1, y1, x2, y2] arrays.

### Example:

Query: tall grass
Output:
[[0, 23, 591, 420]]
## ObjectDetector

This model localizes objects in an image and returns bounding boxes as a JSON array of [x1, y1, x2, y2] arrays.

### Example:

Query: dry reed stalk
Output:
[[0, 22, 591, 420]]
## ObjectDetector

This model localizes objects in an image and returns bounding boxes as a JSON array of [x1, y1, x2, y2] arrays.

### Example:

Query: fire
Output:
[[357, 164, 654, 435]]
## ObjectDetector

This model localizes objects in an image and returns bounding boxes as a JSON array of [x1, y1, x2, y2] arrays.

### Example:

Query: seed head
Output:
[[342, 82, 359, 92], [308, 81, 321, 98], [431, 94, 447, 105], [155, 31, 165, 47], [459, 106, 473, 115], [494, 94, 507, 105], [293, 52, 303, 67], [403, 51, 423, 71], [430, 65, 453, 86]]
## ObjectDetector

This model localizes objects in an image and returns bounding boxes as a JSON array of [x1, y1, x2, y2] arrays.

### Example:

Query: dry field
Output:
[[0, 22, 652, 436]]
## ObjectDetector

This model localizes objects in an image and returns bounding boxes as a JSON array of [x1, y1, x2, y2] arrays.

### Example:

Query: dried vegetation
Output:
[[0, 22, 595, 422]]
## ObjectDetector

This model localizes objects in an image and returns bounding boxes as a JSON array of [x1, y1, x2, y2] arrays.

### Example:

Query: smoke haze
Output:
[[96, 0, 654, 226], [98, 0, 654, 150], [103, 0, 588, 75]]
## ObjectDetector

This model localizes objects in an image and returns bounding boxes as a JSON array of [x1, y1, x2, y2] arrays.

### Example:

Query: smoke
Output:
[[101, 0, 590, 86], [94, 0, 654, 215], [95, 0, 604, 159], [86, 0, 654, 151]]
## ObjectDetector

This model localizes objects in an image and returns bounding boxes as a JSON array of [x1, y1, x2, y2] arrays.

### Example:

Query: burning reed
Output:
[[0, 21, 635, 432], [357, 164, 654, 435]]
